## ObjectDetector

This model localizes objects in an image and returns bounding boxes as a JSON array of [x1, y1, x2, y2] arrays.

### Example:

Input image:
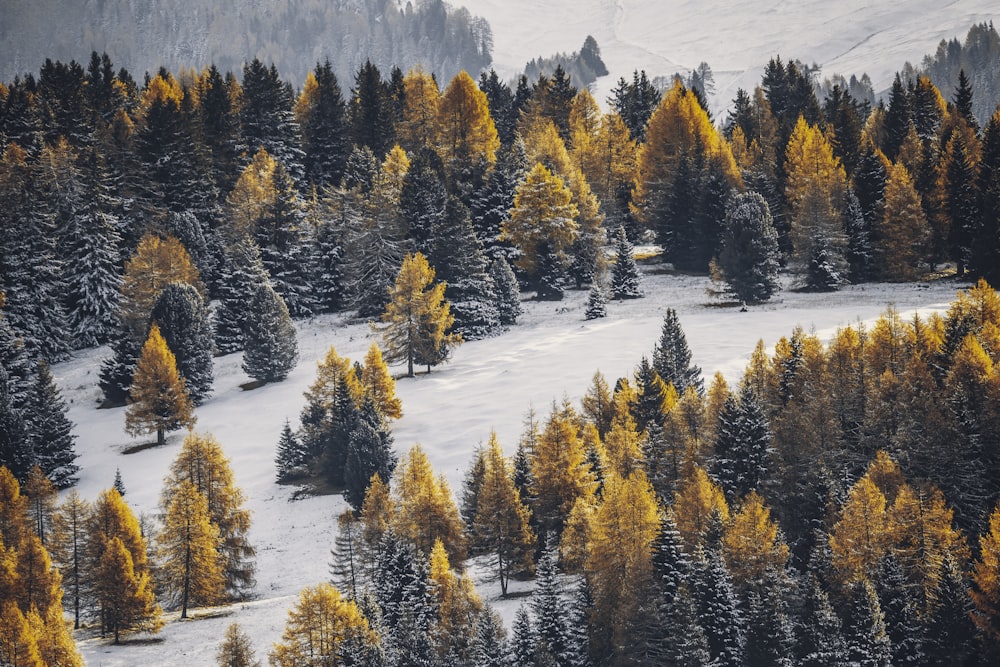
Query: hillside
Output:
[[61, 271, 967, 664], [462, 0, 997, 112]]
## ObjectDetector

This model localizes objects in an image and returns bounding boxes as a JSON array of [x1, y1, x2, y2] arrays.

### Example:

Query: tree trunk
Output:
[[157, 427, 165, 448]]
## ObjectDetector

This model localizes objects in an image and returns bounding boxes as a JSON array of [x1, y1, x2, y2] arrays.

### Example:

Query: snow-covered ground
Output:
[[461, 0, 997, 114], [61, 269, 970, 664]]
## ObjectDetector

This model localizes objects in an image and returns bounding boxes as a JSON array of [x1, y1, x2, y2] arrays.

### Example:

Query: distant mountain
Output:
[[0, 0, 492, 87]]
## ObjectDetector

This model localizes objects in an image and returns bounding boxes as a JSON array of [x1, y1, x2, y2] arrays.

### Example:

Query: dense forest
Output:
[[1, 16, 1000, 666]]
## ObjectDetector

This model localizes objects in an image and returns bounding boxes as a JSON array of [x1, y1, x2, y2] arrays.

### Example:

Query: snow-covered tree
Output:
[[242, 282, 298, 384], [611, 225, 642, 299]]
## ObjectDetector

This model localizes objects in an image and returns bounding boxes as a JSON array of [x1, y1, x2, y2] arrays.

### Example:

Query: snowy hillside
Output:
[[462, 0, 997, 112], [61, 271, 969, 664]]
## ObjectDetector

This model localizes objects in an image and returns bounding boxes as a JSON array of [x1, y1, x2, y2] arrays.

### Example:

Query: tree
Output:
[[845, 579, 891, 667], [829, 475, 889, 583], [49, 490, 90, 629], [437, 70, 500, 182], [585, 277, 608, 320], [125, 324, 196, 447], [489, 257, 522, 326], [711, 382, 771, 501], [349, 60, 395, 158], [377, 252, 460, 377], [531, 538, 586, 667], [878, 162, 928, 281], [529, 409, 597, 537], [392, 445, 466, 562], [972, 502, 1000, 642], [358, 344, 402, 421], [270, 582, 378, 667], [213, 236, 270, 355], [343, 400, 398, 512], [396, 67, 441, 153], [94, 536, 161, 643], [610, 225, 642, 299], [717, 191, 781, 303], [973, 108, 1000, 284], [721, 492, 788, 587], [797, 575, 849, 666], [239, 59, 305, 183], [162, 432, 256, 601], [275, 419, 307, 483], [672, 465, 729, 550], [653, 308, 703, 395], [159, 480, 224, 618], [150, 282, 214, 404], [296, 61, 350, 189], [501, 163, 579, 289], [470, 433, 534, 596], [241, 281, 298, 384], [22, 361, 77, 488], [216, 622, 261, 667]]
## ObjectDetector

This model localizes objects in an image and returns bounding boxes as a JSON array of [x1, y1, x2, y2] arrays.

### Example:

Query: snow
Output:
[[57, 268, 970, 664], [460, 0, 998, 114]]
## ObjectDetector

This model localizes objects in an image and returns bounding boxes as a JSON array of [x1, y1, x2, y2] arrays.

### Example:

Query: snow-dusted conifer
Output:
[[490, 257, 522, 326], [24, 360, 78, 488], [343, 399, 397, 512], [611, 225, 642, 299], [652, 308, 703, 395], [718, 190, 781, 303], [242, 282, 298, 384], [275, 419, 307, 483], [214, 236, 269, 356], [150, 282, 214, 404], [711, 382, 770, 501], [585, 278, 607, 320]]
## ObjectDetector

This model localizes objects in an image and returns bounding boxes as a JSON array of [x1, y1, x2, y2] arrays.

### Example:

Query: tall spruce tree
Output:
[[489, 257, 522, 327], [297, 60, 350, 189], [399, 147, 448, 255], [274, 419, 307, 483], [24, 361, 78, 488], [241, 281, 298, 384], [214, 236, 270, 356], [611, 225, 642, 299], [711, 381, 770, 502], [150, 283, 214, 405], [973, 108, 1000, 284], [239, 59, 305, 184], [350, 61, 395, 158], [652, 308, 703, 395], [343, 399, 398, 512]]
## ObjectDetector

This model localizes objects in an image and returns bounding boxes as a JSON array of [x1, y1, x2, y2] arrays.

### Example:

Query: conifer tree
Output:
[[711, 382, 770, 501], [350, 60, 395, 159], [532, 538, 583, 666], [399, 147, 447, 254], [49, 490, 90, 629], [162, 432, 256, 601], [239, 59, 305, 183], [718, 190, 781, 303], [214, 236, 270, 355], [471, 138, 528, 262], [125, 324, 196, 447], [392, 445, 466, 562], [150, 282, 214, 404], [0, 367, 30, 483], [216, 622, 261, 667], [241, 281, 298, 384], [611, 225, 642, 299], [377, 252, 460, 377], [874, 554, 925, 666], [489, 257, 522, 327], [298, 346, 362, 485], [296, 60, 350, 189], [270, 582, 378, 667], [112, 468, 125, 497], [797, 574, 849, 666], [924, 554, 977, 665], [372, 533, 437, 665], [437, 70, 500, 188], [159, 479, 224, 618], [845, 578, 891, 667], [275, 419, 307, 483], [973, 502, 1000, 643], [744, 576, 796, 667], [585, 275, 608, 320], [529, 409, 596, 537], [973, 108, 1000, 284], [691, 544, 746, 667], [344, 400, 398, 512], [93, 532, 161, 642], [944, 133, 980, 277], [653, 308, 703, 396], [470, 433, 535, 596]]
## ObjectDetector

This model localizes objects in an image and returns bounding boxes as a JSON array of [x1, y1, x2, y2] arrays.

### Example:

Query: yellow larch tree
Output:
[[226, 148, 277, 239], [602, 411, 644, 478], [125, 323, 196, 448], [95, 536, 162, 644], [0, 601, 42, 667], [722, 492, 789, 587], [784, 116, 848, 266], [671, 464, 729, 549], [392, 445, 466, 562], [501, 163, 579, 276], [972, 502, 1000, 641], [581, 371, 615, 438], [359, 473, 394, 578], [880, 161, 929, 281], [397, 66, 442, 152], [529, 409, 597, 536], [359, 343, 402, 420], [470, 433, 534, 596], [429, 539, 483, 661], [584, 470, 661, 656], [0, 467, 28, 547], [560, 494, 598, 573], [159, 479, 224, 618], [437, 70, 499, 170], [829, 475, 890, 584], [119, 233, 205, 340], [49, 490, 90, 629], [269, 582, 377, 667]]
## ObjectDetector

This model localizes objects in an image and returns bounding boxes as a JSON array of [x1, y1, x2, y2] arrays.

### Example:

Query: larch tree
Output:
[[392, 444, 466, 562], [159, 479, 224, 618], [93, 537, 161, 643], [298, 345, 363, 485], [216, 622, 261, 667], [529, 408, 597, 537], [377, 252, 460, 377], [972, 502, 1000, 643], [437, 70, 500, 180], [721, 492, 789, 588], [162, 432, 256, 601], [270, 583, 378, 667], [125, 323, 196, 448], [879, 162, 929, 281], [397, 66, 442, 153], [241, 281, 298, 384], [50, 490, 90, 629], [470, 433, 535, 597], [358, 343, 402, 421], [829, 475, 889, 584], [671, 465, 730, 550]]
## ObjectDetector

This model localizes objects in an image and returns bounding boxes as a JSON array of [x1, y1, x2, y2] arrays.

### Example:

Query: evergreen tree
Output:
[[608, 69, 661, 142], [882, 75, 912, 162], [973, 108, 1000, 284], [23, 361, 77, 488], [610, 225, 642, 299], [112, 468, 126, 496], [296, 60, 350, 189], [343, 399, 398, 512], [124, 324, 196, 448], [239, 59, 305, 183], [214, 236, 270, 356], [430, 197, 501, 340], [399, 147, 447, 254], [924, 554, 977, 666], [584, 275, 608, 320], [511, 605, 539, 667], [944, 133, 980, 277], [875, 555, 925, 666], [159, 479, 224, 618], [0, 366, 30, 483], [470, 138, 528, 263], [372, 534, 437, 666], [797, 575, 849, 667], [377, 252, 460, 377], [845, 579, 891, 667], [350, 61, 395, 158], [744, 576, 796, 667], [274, 419, 307, 483], [718, 190, 781, 303], [241, 281, 298, 384], [691, 545, 745, 666], [952, 69, 978, 131], [711, 382, 770, 501], [489, 257, 522, 327], [197, 65, 241, 196], [652, 308, 703, 395], [150, 282, 214, 404], [844, 188, 873, 283], [532, 538, 585, 666], [804, 235, 844, 291]]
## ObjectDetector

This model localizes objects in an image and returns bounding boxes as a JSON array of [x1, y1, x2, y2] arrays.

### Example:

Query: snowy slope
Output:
[[59, 270, 970, 664], [461, 0, 997, 112]]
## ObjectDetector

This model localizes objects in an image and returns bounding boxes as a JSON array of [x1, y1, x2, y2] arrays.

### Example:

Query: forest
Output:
[[1, 17, 1000, 667]]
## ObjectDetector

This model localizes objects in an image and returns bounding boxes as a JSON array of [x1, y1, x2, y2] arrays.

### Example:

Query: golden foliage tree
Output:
[[359, 343, 402, 420], [50, 490, 90, 629], [120, 234, 205, 340], [216, 622, 261, 667], [722, 492, 789, 586], [502, 163, 579, 276], [159, 480, 224, 618], [470, 433, 534, 596], [880, 162, 929, 280], [397, 66, 442, 152], [377, 252, 460, 377], [161, 432, 255, 600], [973, 503, 1000, 641], [437, 70, 499, 170], [125, 323, 196, 447], [429, 539, 483, 661], [226, 148, 277, 239], [0, 466, 28, 546], [270, 582, 377, 667], [95, 536, 162, 643], [529, 409, 596, 536], [672, 464, 729, 549], [392, 444, 466, 561], [829, 475, 889, 583]]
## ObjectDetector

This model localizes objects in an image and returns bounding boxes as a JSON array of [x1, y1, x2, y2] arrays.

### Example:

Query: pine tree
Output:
[[112, 468, 125, 496], [470, 138, 528, 262], [845, 579, 891, 667], [882, 75, 913, 161], [399, 147, 447, 254], [690, 545, 745, 666], [797, 575, 849, 666], [532, 538, 581, 666], [377, 252, 460, 377], [973, 502, 1000, 643], [239, 59, 305, 184], [744, 576, 796, 667], [874, 554, 925, 666], [610, 225, 642, 299], [373, 533, 437, 666], [241, 281, 298, 384], [150, 282, 214, 404], [944, 133, 980, 277], [214, 236, 270, 355], [718, 191, 781, 303], [653, 308, 704, 395], [159, 479, 224, 618], [296, 60, 350, 189], [125, 324, 196, 448], [952, 69, 978, 131], [973, 108, 1000, 284], [712, 382, 770, 501], [162, 432, 256, 601], [511, 605, 539, 667], [437, 70, 500, 189], [350, 61, 395, 159], [216, 622, 261, 667], [0, 366, 31, 483], [924, 554, 977, 665], [274, 419, 307, 483], [585, 276, 608, 320], [343, 399, 398, 512], [529, 409, 597, 537]]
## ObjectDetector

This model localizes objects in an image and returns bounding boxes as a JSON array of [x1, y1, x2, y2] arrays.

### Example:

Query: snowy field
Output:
[[461, 0, 998, 113], [59, 269, 971, 665]]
